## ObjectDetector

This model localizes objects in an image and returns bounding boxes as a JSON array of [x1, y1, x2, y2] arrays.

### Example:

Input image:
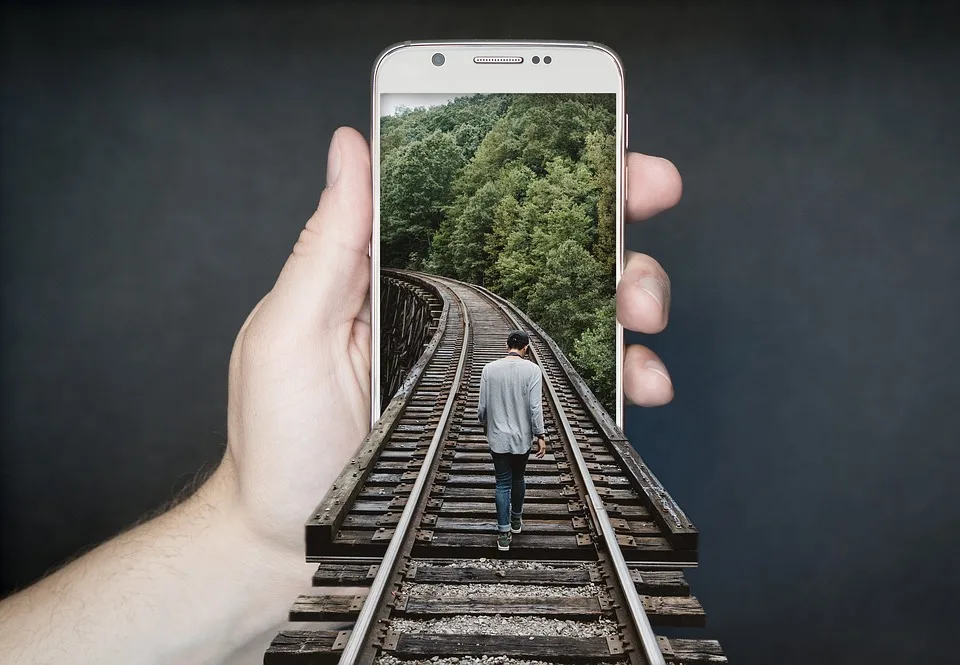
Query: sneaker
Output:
[[497, 531, 512, 551], [511, 517, 522, 534]]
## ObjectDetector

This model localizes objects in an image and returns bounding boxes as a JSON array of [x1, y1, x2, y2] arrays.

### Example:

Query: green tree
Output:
[[572, 298, 617, 411], [427, 180, 501, 282], [520, 156, 598, 250], [525, 240, 606, 353], [430, 161, 535, 284], [582, 131, 617, 278], [380, 92, 618, 413], [380, 130, 465, 268]]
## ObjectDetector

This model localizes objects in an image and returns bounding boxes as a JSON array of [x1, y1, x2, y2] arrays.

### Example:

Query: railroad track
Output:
[[265, 270, 725, 665]]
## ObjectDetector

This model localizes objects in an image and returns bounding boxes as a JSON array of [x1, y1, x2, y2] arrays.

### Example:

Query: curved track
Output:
[[265, 271, 724, 665]]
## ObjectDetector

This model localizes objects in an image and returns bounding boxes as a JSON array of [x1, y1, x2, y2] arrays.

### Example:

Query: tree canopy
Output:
[[381, 93, 617, 413]]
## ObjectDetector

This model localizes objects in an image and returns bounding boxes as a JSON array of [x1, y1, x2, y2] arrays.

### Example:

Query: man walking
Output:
[[477, 330, 548, 551]]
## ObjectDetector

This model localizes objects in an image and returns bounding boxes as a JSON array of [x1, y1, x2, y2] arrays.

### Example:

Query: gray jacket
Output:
[[477, 357, 546, 454]]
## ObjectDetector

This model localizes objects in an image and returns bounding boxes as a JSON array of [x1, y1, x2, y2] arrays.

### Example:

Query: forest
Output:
[[380, 93, 617, 413]]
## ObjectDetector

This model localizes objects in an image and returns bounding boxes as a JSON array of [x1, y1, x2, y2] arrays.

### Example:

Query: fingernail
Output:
[[637, 275, 664, 307], [326, 130, 341, 188], [645, 358, 672, 385]]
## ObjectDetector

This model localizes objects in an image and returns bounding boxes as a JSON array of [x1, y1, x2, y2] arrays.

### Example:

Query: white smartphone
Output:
[[371, 40, 626, 430]]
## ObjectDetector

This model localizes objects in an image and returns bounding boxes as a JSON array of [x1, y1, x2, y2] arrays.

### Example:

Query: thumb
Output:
[[269, 127, 372, 331]]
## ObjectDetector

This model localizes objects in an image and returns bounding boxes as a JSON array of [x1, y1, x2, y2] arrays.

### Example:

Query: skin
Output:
[[0, 127, 680, 665]]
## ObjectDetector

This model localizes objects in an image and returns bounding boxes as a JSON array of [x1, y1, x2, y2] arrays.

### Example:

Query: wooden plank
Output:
[[603, 503, 652, 518], [413, 533, 685, 561], [420, 532, 584, 551], [624, 520, 663, 536], [378, 439, 423, 448], [378, 450, 426, 459], [408, 566, 690, 596], [431, 517, 588, 533], [264, 630, 724, 664], [398, 595, 603, 617], [641, 595, 706, 627], [345, 500, 392, 513], [311, 563, 377, 586], [304, 274, 451, 552], [390, 633, 617, 660], [632, 570, 690, 596], [433, 501, 580, 518], [592, 488, 640, 501], [441, 474, 565, 487], [263, 630, 340, 665], [365, 473, 406, 485], [375, 460, 425, 470], [330, 530, 399, 547], [453, 452, 561, 462], [617, 536, 678, 560], [289, 594, 366, 621], [338, 513, 401, 529], [476, 283, 699, 551], [593, 475, 631, 486], [357, 486, 406, 498], [436, 487, 570, 501], [445, 462, 562, 473], [660, 637, 727, 663]]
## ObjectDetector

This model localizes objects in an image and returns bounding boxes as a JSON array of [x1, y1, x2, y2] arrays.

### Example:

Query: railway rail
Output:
[[265, 270, 725, 665]]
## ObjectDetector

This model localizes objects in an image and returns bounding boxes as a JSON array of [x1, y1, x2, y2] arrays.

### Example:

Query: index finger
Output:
[[626, 152, 683, 222]]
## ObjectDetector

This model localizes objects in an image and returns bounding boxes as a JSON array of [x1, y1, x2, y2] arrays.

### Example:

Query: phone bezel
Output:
[[371, 40, 626, 430]]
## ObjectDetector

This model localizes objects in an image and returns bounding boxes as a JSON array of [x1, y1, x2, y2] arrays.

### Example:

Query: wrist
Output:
[[125, 465, 310, 664], [0, 456, 315, 665], [198, 460, 310, 590]]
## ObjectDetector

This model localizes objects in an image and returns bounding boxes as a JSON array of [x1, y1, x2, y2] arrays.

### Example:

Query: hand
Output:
[[536, 437, 547, 458], [618, 153, 682, 407], [213, 127, 373, 559], [0, 129, 374, 664], [211, 134, 680, 559]]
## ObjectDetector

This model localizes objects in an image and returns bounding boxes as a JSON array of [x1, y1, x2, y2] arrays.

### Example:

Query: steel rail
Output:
[[467, 281, 667, 665], [336, 285, 472, 665]]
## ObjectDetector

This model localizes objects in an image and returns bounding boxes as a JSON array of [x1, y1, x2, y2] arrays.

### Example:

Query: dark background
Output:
[[3, 2, 958, 663]]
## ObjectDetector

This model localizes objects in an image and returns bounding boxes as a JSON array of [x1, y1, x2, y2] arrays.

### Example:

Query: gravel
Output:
[[420, 559, 590, 572], [388, 615, 618, 638], [377, 657, 623, 665], [380, 561, 617, 664], [401, 583, 601, 598]]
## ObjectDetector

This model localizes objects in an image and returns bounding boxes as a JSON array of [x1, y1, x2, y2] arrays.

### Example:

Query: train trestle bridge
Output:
[[265, 269, 725, 665]]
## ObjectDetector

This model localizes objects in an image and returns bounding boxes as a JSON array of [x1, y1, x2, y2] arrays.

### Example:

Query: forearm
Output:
[[530, 402, 545, 437], [0, 464, 312, 665], [529, 374, 545, 437], [477, 373, 486, 424]]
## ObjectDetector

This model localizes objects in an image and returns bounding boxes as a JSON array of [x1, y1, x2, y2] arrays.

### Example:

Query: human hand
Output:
[[210, 136, 680, 562], [214, 127, 373, 559], [617, 153, 683, 407], [536, 437, 547, 458]]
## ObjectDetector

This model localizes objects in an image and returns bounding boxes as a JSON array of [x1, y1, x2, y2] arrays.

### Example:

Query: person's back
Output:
[[477, 330, 547, 551], [479, 357, 544, 454]]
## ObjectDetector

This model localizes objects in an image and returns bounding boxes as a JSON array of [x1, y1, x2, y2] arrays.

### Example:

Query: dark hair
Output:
[[507, 330, 530, 350]]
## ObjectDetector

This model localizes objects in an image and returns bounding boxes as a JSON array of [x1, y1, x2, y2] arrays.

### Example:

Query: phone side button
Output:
[[367, 241, 372, 257], [624, 165, 628, 202], [625, 112, 629, 150]]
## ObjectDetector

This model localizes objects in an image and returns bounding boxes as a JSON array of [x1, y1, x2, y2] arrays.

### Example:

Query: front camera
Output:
[[532, 56, 540, 64], [431, 53, 445, 67], [543, 55, 552, 64]]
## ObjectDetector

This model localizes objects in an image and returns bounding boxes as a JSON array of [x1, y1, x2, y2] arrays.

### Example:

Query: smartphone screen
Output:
[[372, 43, 625, 429]]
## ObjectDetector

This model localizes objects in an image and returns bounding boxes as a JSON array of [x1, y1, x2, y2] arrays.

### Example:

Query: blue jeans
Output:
[[491, 450, 530, 533]]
